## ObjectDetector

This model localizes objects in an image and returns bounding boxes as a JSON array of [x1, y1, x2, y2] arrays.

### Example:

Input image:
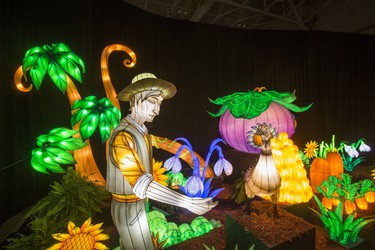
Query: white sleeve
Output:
[[133, 173, 153, 199]]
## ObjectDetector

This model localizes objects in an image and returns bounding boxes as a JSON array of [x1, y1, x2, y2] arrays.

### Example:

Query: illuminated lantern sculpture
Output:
[[324, 135, 344, 178], [209, 88, 312, 154], [271, 132, 313, 204], [365, 191, 375, 203], [309, 141, 333, 193]]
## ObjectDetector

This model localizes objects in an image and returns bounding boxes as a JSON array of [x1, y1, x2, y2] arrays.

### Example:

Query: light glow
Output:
[[271, 132, 313, 204]]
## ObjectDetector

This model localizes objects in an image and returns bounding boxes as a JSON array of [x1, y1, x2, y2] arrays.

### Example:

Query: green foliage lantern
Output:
[[22, 43, 85, 93], [190, 216, 214, 237], [31, 128, 86, 174], [71, 95, 121, 142], [163, 222, 182, 248], [310, 195, 375, 245], [178, 223, 195, 242], [147, 210, 168, 242]]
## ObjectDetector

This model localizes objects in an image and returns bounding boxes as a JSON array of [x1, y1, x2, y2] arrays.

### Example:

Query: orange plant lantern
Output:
[[322, 197, 333, 211], [326, 152, 344, 178], [324, 135, 344, 179], [332, 191, 340, 206], [345, 199, 357, 215], [310, 157, 331, 193], [355, 197, 368, 210], [310, 141, 331, 193], [365, 191, 375, 203]]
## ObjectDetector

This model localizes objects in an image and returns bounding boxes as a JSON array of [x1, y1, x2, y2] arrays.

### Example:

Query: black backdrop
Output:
[[1, 0, 375, 224]]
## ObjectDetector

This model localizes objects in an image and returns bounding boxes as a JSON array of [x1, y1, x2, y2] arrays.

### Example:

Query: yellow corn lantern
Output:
[[271, 132, 313, 204]]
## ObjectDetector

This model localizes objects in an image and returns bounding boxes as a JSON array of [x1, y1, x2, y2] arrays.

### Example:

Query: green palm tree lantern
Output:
[[71, 96, 122, 143], [22, 43, 85, 93]]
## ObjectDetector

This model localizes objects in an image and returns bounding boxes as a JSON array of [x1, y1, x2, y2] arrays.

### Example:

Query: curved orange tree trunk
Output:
[[66, 78, 106, 186]]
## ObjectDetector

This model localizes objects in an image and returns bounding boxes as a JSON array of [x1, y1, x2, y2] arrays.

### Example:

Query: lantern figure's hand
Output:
[[186, 198, 218, 215], [133, 173, 218, 215]]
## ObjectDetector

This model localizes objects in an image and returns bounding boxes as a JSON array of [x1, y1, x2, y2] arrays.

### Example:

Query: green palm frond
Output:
[[71, 95, 121, 142], [22, 43, 85, 93], [31, 127, 86, 174]]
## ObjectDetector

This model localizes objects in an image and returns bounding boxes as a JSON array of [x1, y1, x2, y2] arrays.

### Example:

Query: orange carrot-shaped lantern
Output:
[[355, 197, 368, 210], [365, 191, 375, 203]]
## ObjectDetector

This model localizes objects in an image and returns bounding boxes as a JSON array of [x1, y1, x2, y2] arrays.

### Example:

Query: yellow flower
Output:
[[47, 217, 109, 250], [304, 140, 318, 159], [153, 158, 168, 186]]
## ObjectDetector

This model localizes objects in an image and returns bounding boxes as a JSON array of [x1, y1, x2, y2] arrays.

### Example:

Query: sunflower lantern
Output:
[[47, 218, 109, 250]]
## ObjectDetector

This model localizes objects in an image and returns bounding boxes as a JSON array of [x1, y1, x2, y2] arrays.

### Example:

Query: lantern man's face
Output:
[[135, 94, 164, 122]]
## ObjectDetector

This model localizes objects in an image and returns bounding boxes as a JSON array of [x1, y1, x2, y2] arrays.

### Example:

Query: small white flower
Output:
[[164, 156, 182, 174], [359, 142, 371, 152], [214, 158, 233, 176], [345, 145, 359, 158]]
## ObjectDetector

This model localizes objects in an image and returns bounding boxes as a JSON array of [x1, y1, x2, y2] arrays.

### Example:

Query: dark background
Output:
[[1, 0, 374, 225]]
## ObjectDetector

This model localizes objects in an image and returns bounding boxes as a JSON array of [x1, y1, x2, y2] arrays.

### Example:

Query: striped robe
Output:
[[106, 116, 155, 250]]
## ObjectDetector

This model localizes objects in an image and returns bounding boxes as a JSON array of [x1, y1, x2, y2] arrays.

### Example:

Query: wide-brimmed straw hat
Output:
[[117, 73, 177, 102]]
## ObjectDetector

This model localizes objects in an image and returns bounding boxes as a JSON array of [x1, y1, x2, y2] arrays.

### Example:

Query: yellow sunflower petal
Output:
[[90, 229, 104, 237], [46, 242, 64, 250], [67, 221, 76, 234], [156, 167, 166, 175], [80, 217, 92, 231], [158, 175, 168, 181], [90, 223, 104, 232], [82, 225, 95, 234], [94, 233, 110, 241], [71, 226, 81, 235], [51, 233, 71, 241], [94, 242, 109, 250]]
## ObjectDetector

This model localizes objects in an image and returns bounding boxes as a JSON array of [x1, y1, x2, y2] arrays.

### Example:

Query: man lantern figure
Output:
[[106, 73, 217, 249]]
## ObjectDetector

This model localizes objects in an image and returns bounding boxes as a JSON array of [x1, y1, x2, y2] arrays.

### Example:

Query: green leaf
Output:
[[45, 147, 75, 165], [49, 127, 79, 139], [328, 210, 343, 238], [48, 62, 67, 93], [42, 150, 66, 173], [24, 45, 47, 58], [54, 53, 83, 83], [46, 134, 67, 143], [22, 46, 47, 69], [31, 154, 49, 174], [99, 113, 111, 142], [312, 195, 328, 217], [72, 97, 97, 110], [56, 138, 86, 150], [51, 43, 70, 53], [36, 134, 48, 147], [79, 111, 100, 141], [29, 54, 49, 90], [343, 214, 355, 231], [71, 108, 90, 126], [350, 218, 375, 243], [64, 51, 85, 73], [105, 106, 121, 126]]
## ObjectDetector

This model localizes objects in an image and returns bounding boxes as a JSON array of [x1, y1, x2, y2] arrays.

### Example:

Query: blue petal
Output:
[[209, 188, 225, 199]]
